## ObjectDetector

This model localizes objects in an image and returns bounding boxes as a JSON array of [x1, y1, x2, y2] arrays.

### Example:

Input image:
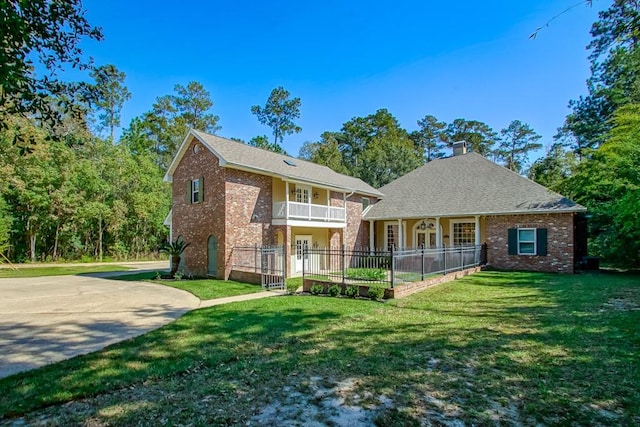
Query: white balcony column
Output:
[[326, 189, 330, 221], [369, 220, 375, 253], [397, 218, 403, 249], [285, 182, 290, 218]]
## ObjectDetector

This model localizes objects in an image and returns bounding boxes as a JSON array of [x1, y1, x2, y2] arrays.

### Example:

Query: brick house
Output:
[[363, 142, 587, 273], [165, 133, 586, 277], [164, 129, 383, 278]]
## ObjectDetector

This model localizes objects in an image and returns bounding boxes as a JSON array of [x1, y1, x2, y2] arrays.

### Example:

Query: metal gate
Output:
[[261, 245, 285, 289]]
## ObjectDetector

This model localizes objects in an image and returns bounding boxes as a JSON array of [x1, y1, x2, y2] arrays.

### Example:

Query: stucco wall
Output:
[[485, 213, 576, 273]]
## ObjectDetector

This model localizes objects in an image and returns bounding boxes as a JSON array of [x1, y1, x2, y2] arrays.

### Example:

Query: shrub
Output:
[[174, 271, 184, 281], [345, 285, 359, 298], [328, 284, 342, 297], [286, 280, 300, 295], [367, 285, 385, 301], [310, 283, 324, 295], [345, 268, 387, 281]]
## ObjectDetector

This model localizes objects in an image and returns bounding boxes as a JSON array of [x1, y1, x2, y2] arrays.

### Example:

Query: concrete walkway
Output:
[[0, 266, 284, 378]]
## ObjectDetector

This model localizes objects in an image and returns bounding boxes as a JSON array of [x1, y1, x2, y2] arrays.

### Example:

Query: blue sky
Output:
[[78, 0, 607, 160]]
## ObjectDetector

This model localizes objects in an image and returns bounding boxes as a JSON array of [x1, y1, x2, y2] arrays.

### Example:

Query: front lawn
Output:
[[0, 271, 638, 425], [112, 271, 264, 299], [0, 265, 132, 278]]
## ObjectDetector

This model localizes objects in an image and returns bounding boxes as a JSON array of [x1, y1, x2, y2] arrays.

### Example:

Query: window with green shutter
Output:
[[508, 227, 548, 256]]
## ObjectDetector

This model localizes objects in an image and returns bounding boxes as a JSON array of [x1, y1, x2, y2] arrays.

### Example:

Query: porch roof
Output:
[[364, 152, 586, 220]]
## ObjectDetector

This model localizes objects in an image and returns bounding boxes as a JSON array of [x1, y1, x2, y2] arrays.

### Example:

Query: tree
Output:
[[89, 64, 131, 141], [444, 119, 497, 157], [558, 1, 640, 154], [496, 120, 543, 173], [0, 0, 103, 122], [409, 115, 448, 162], [251, 86, 302, 150], [299, 132, 349, 175], [337, 109, 421, 187], [248, 135, 288, 154], [528, 143, 578, 191], [125, 81, 220, 168], [564, 104, 640, 266], [0, 196, 12, 255]]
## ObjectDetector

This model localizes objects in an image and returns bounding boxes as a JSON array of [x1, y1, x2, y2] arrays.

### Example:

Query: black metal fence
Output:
[[303, 244, 484, 288], [232, 245, 285, 289]]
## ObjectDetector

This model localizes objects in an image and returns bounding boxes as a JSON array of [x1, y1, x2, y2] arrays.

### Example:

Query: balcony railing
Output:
[[273, 201, 346, 222]]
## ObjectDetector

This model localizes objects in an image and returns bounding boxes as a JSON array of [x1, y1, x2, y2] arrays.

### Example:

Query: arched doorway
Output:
[[207, 235, 217, 277]]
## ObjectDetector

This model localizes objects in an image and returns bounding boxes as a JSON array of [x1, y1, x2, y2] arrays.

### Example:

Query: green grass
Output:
[[0, 265, 132, 278], [1, 271, 638, 425], [112, 271, 264, 300]]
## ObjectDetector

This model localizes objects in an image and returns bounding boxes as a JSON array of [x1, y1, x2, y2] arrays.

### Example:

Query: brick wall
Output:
[[485, 213, 576, 273], [224, 169, 274, 278], [172, 138, 226, 277]]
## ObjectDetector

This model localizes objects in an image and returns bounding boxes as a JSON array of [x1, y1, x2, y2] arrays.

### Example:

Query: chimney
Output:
[[452, 141, 467, 156]]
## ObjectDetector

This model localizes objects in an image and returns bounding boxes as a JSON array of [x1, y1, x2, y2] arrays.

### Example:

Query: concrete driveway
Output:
[[0, 263, 200, 378]]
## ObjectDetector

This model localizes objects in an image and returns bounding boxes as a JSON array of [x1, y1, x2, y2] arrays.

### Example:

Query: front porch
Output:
[[368, 216, 486, 250]]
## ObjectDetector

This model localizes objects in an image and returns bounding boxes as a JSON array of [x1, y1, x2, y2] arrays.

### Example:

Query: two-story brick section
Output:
[[165, 132, 587, 277], [164, 129, 383, 278]]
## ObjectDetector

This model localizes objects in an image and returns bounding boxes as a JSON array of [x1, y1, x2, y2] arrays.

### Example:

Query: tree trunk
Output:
[[98, 218, 104, 262], [29, 232, 36, 262], [170, 255, 180, 277], [53, 224, 60, 260]]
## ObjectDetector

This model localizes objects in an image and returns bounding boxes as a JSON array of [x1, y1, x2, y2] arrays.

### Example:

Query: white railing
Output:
[[273, 201, 346, 222]]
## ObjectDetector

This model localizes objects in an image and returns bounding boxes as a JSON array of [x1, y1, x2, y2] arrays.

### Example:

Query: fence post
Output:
[[420, 244, 425, 281], [460, 246, 463, 271], [390, 245, 395, 289], [443, 244, 447, 275], [341, 244, 346, 286], [302, 244, 306, 279], [254, 243, 258, 273]]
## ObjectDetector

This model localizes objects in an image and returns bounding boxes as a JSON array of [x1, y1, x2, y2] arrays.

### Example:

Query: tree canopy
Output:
[[251, 86, 302, 152]]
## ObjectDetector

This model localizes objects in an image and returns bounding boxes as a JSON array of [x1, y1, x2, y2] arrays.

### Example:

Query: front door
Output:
[[207, 235, 217, 276], [294, 235, 311, 273], [417, 230, 437, 248]]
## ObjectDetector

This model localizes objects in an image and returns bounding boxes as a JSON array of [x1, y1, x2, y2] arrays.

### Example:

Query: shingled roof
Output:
[[165, 129, 383, 197], [364, 152, 586, 220]]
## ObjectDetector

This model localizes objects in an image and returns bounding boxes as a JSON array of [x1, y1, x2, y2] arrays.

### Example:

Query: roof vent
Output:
[[452, 141, 467, 156], [284, 159, 297, 167]]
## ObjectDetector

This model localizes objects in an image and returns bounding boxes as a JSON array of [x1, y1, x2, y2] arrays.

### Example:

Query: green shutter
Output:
[[187, 180, 192, 204], [200, 177, 204, 202], [536, 228, 548, 256], [508, 228, 517, 255]]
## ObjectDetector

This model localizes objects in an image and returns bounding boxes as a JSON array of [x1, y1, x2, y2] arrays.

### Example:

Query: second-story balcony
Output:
[[273, 201, 346, 223]]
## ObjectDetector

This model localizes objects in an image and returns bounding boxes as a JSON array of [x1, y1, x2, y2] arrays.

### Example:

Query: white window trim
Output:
[[517, 228, 537, 255], [450, 219, 476, 247], [294, 184, 311, 204], [191, 178, 201, 204], [384, 221, 398, 251]]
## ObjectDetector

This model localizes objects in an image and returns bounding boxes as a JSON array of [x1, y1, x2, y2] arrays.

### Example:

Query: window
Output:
[[188, 178, 203, 204], [508, 228, 547, 256], [517, 228, 536, 255], [362, 197, 370, 212], [294, 185, 310, 203], [452, 222, 475, 246], [385, 223, 398, 251]]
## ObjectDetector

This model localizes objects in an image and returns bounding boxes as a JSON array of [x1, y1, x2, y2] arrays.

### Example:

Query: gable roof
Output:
[[364, 152, 586, 220], [165, 129, 383, 197]]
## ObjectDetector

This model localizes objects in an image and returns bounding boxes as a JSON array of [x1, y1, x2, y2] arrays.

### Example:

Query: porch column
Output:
[[369, 220, 375, 252], [435, 217, 441, 247], [327, 189, 331, 222], [285, 181, 290, 218], [475, 215, 481, 246], [397, 218, 403, 249]]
